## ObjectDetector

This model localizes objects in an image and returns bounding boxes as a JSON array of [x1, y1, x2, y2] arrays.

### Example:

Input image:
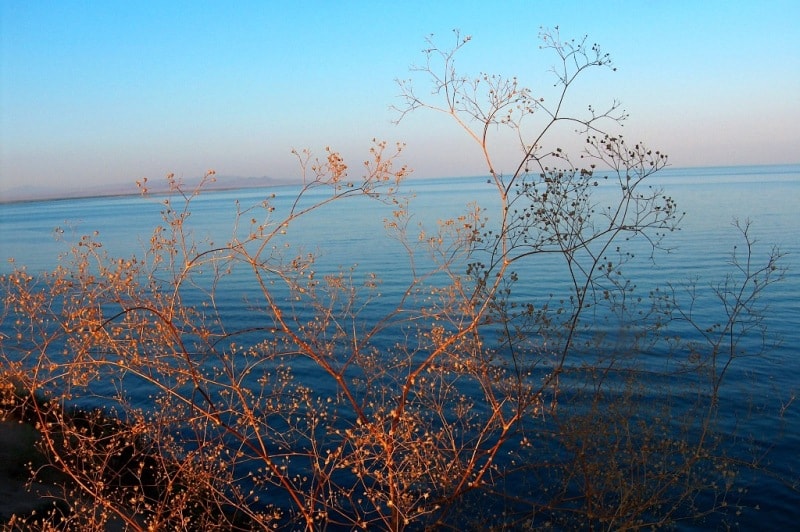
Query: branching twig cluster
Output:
[[0, 29, 789, 530]]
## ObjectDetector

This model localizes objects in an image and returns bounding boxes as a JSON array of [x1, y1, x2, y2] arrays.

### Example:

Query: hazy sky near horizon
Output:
[[2, 1, 799, 198]]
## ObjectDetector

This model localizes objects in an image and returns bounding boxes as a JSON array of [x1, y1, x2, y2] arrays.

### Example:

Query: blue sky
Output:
[[2, 1, 798, 198]]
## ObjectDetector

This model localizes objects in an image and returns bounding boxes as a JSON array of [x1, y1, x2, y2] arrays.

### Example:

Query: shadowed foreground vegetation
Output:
[[0, 29, 792, 530]]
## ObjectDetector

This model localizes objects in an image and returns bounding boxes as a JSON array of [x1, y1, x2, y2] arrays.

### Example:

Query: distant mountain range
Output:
[[0, 175, 296, 203]]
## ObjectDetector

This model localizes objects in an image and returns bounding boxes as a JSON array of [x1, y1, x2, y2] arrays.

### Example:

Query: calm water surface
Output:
[[1, 164, 798, 527]]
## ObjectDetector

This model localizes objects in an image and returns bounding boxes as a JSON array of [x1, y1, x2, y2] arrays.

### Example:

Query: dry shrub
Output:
[[1, 30, 789, 530]]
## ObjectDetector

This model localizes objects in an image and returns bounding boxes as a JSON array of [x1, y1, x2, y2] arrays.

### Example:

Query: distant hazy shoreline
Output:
[[0, 175, 294, 204], [1, 163, 797, 205]]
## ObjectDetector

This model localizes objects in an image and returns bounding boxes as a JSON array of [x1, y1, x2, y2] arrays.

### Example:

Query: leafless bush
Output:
[[0, 29, 788, 530]]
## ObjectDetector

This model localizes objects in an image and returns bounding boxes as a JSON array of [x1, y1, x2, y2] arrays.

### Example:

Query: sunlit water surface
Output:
[[2, 165, 798, 528]]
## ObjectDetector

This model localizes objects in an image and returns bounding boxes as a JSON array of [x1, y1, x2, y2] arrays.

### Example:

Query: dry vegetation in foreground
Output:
[[0, 29, 791, 530]]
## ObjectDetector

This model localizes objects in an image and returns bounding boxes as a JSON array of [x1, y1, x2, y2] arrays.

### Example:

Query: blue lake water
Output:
[[1, 164, 799, 527]]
